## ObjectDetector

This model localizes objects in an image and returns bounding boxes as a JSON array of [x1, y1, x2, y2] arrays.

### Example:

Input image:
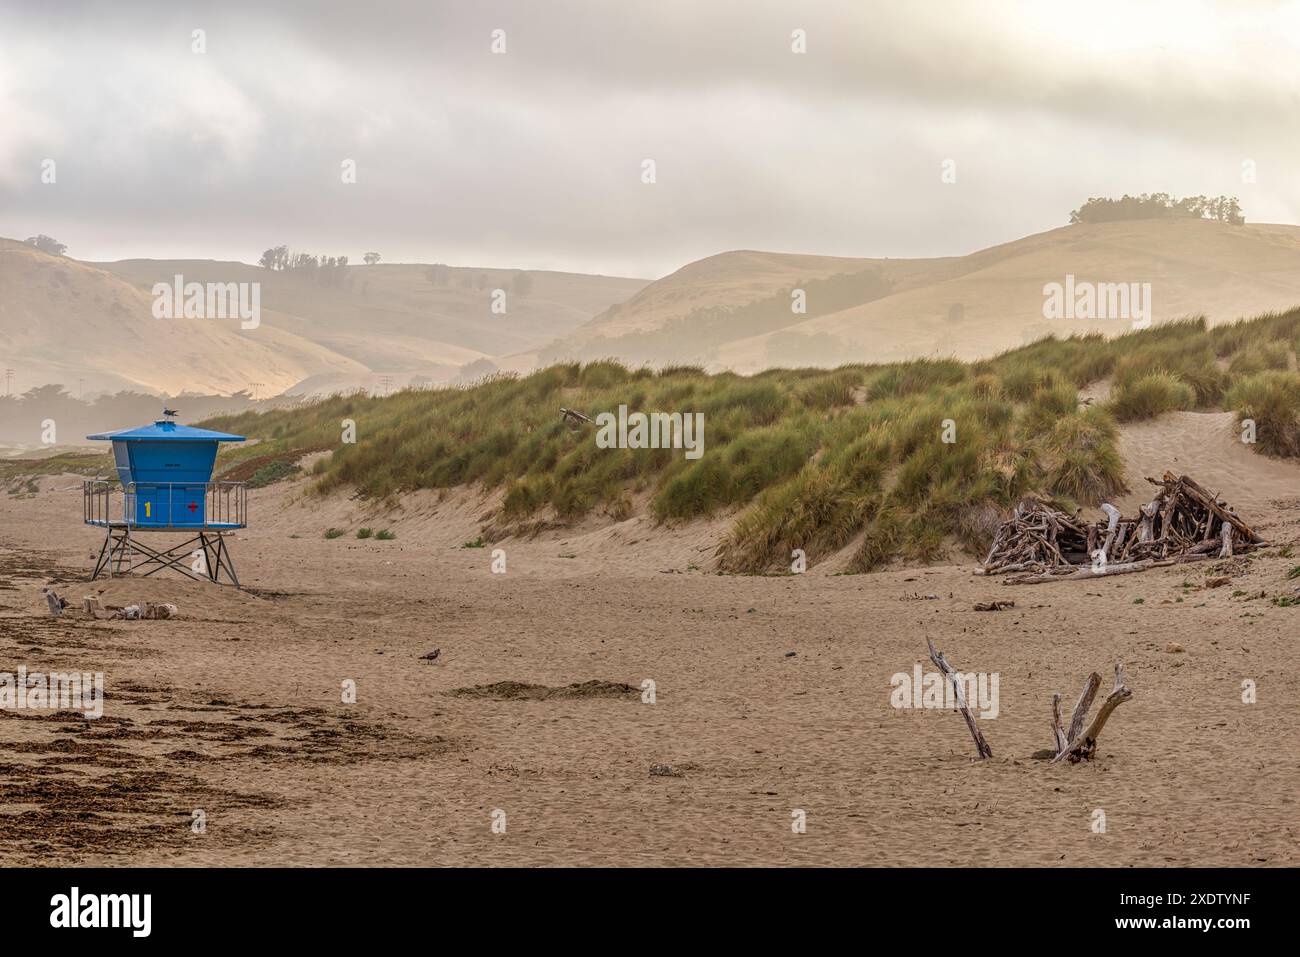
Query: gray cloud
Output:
[[2, 0, 1296, 277]]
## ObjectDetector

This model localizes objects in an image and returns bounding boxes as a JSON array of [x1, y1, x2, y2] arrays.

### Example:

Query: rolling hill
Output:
[[0, 238, 367, 397], [0, 236, 648, 397], [95, 258, 648, 393], [542, 219, 1300, 371], [11, 218, 1300, 400]]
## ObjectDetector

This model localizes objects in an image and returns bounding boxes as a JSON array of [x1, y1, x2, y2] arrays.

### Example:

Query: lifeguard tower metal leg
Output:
[[91, 524, 241, 587]]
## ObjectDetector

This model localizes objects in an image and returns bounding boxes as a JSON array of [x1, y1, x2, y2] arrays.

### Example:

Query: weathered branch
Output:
[[926, 638, 992, 759], [1051, 693, 1067, 754], [1066, 672, 1101, 742]]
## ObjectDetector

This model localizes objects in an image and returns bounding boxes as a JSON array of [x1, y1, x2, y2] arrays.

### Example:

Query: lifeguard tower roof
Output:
[[86, 421, 245, 442], [88, 419, 245, 489]]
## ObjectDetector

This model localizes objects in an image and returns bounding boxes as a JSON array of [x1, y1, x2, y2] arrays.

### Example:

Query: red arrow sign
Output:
[[188, 502, 199, 513]]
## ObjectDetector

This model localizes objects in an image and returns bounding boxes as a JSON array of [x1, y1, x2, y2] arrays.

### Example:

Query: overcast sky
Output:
[[2, 0, 1297, 278]]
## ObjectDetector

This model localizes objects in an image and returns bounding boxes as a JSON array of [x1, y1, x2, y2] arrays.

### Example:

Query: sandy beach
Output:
[[2, 420, 1297, 867]]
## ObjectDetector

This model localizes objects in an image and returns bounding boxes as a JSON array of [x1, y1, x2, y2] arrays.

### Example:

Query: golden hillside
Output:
[[544, 219, 1300, 371], [0, 238, 367, 396], [96, 257, 648, 393], [0, 237, 648, 397]]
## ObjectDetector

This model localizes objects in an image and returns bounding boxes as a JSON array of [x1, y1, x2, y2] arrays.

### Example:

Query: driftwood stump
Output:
[[1052, 663, 1132, 763], [926, 638, 992, 759]]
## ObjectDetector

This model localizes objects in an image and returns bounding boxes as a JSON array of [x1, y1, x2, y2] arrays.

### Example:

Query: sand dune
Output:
[[1113, 410, 1300, 519]]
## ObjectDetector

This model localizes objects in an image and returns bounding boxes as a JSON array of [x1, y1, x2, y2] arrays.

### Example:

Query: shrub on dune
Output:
[[865, 358, 966, 401], [1048, 447, 1126, 504], [820, 426, 891, 489], [1227, 342, 1290, 377], [699, 380, 788, 426], [848, 504, 906, 572], [652, 426, 810, 520], [1019, 381, 1080, 437], [717, 469, 871, 572], [1039, 407, 1127, 504], [998, 363, 1065, 402], [578, 360, 634, 389], [1112, 341, 1224, 407], [502, 475, 552, 518], [1226, 371, 1300, 458], [795, 369, 861, 410], [1108, 372, 1196, 421]]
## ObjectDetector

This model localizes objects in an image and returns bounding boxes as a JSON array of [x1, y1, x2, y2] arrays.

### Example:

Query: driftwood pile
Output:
[[977, 471, 1265, 584]]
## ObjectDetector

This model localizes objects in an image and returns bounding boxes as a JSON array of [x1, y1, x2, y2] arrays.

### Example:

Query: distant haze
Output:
[[2, 0, 1298, 277]]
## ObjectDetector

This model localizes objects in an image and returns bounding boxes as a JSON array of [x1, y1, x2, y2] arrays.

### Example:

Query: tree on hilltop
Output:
[[24, 234, 67, 255], [1069, 193, 1244, 225]]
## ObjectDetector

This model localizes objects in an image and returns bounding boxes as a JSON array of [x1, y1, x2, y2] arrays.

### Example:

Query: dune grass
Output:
[[1226, 370, 1300, 457], [202, 307, 1300, 573], [1109, 372, 1198, 421], [0, 449, 110, 484]]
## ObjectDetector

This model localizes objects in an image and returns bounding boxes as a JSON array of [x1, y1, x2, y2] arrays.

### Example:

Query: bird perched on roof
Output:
[[163, 407, 179, 418], [419, 648, 441, 663]]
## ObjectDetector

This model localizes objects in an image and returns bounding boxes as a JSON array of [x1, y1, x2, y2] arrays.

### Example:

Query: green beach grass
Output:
[[196, 308, 1300, 573]]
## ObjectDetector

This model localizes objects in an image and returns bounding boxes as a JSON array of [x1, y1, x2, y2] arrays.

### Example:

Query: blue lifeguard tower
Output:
[[84, 417, 247, 586]]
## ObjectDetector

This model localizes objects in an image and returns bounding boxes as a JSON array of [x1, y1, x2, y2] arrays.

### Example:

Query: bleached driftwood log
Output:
[[90, 600, 179, 621], [926, 638, 992, 760], [1001, 552, 1214, 584], [1097, 503, 1121, 563]]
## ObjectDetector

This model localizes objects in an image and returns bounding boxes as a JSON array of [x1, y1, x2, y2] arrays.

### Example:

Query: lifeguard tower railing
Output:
[[83, 480, 247, 586], [84, 480, 247, 529]]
